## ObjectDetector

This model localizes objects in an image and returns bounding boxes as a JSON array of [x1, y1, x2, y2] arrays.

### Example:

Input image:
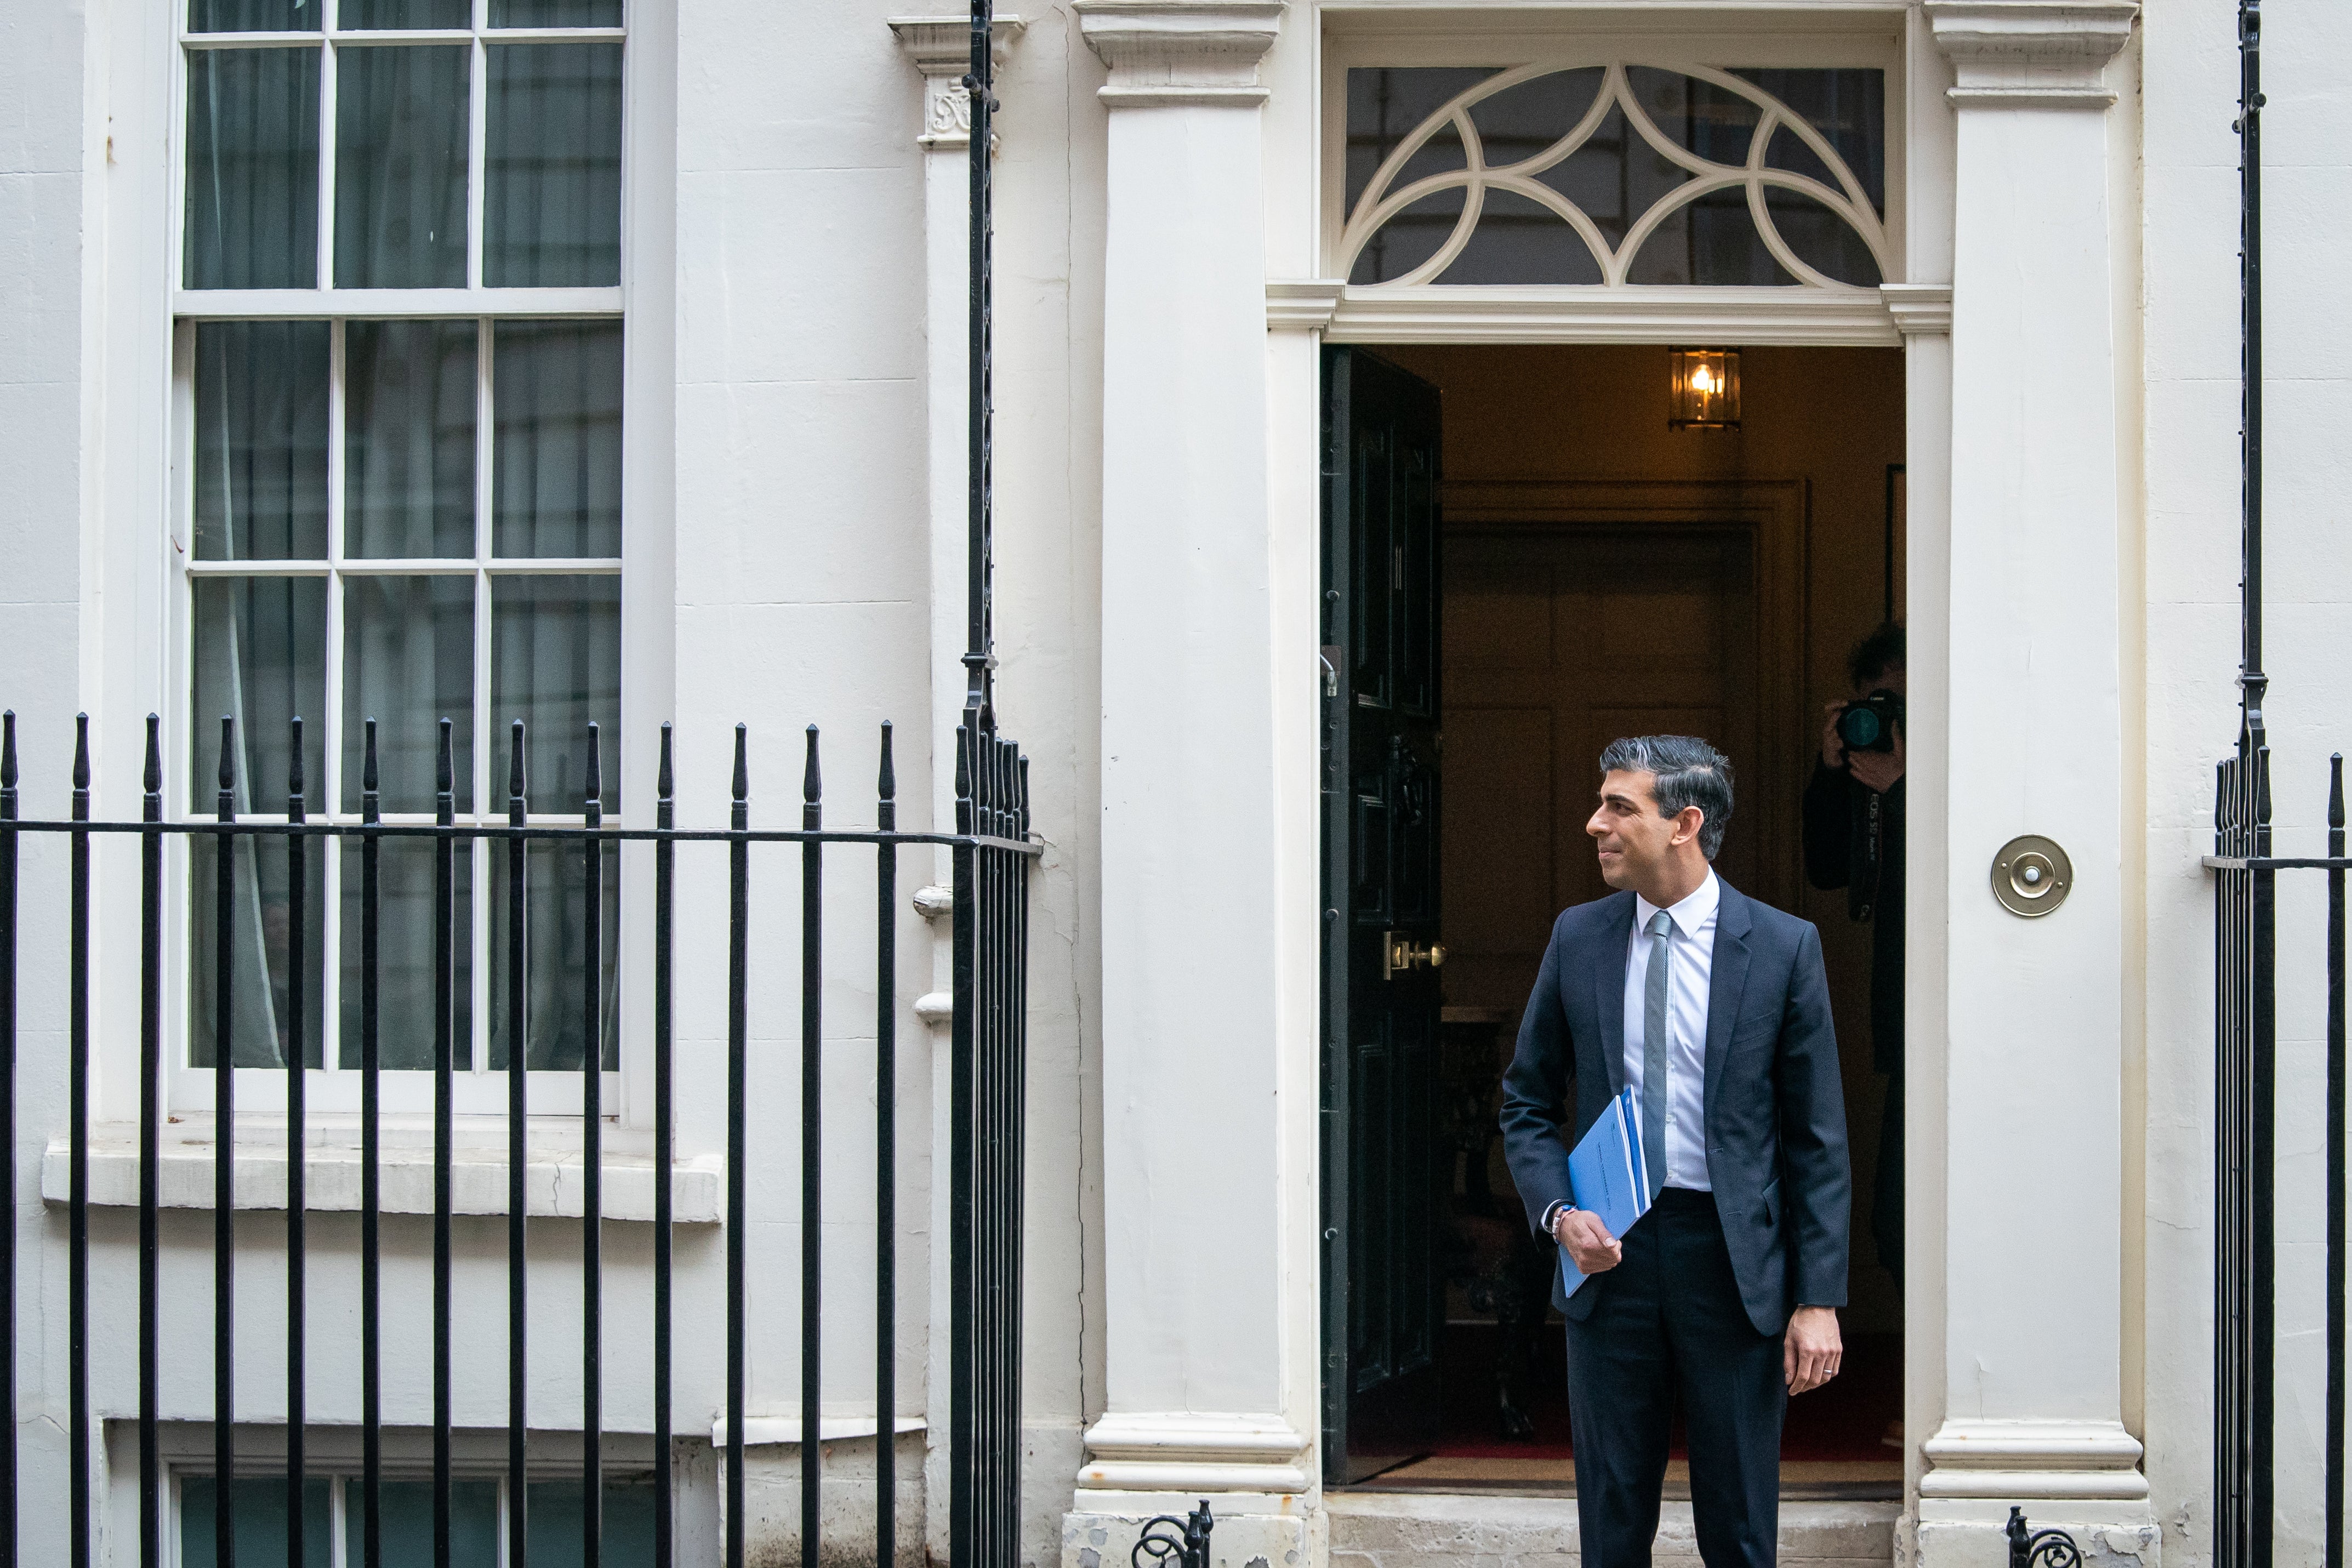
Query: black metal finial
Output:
[[658, 722, 674, 803], [0, 710, 15, 799], [877, 721, 895, 802], [141, 714, 161, 824], [954, 724, 971, 802], [509, 720, 527, 804], [585, 722, 602, 816], [1018, 754, 1030, 833], [73, 712, 90, 797], [435, 717, 454, 827], [288, 716, 305, 823], [802, 725, 822, 831], [362, 717, 380, 825], [217, 716, 237, 816], [732, 724, 749, 805], [2331, 753, 2344, 832]]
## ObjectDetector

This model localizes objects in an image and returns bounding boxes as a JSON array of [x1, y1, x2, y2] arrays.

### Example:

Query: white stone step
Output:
[[1327, 1490, 1898, 1568]]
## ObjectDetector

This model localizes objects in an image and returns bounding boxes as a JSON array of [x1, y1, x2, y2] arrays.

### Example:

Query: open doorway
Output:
[[1319, 344, 1906, 1500]]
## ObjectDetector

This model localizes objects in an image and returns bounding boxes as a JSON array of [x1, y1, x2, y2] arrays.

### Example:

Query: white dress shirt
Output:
[[1625, 871, 1719, 1193]]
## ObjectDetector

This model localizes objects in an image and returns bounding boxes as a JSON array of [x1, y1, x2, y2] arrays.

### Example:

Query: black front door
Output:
[[1320, 348, 1444, 1484]]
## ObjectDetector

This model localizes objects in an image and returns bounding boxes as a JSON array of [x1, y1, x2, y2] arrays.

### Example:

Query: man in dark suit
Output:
[[1501, 735, 1850, 1568]]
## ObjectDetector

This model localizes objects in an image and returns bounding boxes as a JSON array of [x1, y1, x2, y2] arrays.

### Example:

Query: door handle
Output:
[[1382, 931, 1447, 979]]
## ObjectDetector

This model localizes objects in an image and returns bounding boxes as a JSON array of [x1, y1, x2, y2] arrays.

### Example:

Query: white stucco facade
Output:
[[0, 0, 2347, 1564]]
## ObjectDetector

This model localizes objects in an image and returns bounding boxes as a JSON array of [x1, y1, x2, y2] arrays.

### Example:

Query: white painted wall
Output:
[[2142, 4, 2352, 1566]]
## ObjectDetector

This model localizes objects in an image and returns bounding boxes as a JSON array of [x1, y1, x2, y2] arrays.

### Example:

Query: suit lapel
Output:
[[1595, 893, 1632, 1097], [1702, 880, 1753, 1132]]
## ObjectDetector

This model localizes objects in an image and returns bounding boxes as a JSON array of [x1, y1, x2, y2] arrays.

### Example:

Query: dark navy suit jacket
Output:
[[1499, 879, 1850, 1336]]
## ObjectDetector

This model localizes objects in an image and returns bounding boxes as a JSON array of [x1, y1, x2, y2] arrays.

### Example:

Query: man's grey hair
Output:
[[1598, 735, 1736, 860]]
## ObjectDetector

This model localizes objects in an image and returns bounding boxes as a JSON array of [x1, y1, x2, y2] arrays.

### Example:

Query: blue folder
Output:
[[1558, 1087, 1654, 1299]]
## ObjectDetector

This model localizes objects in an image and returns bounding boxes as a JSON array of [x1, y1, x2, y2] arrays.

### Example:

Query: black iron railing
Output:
[[2212, 8, 2346, 1566], [0, 706, 1036, 1568]]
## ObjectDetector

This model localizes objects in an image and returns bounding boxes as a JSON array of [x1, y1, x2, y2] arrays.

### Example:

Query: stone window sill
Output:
[[42, 1125, 721, 1224]]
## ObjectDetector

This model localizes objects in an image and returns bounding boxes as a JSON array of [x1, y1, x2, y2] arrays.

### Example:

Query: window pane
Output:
[[185, 49, 320, 289], [335, 44, 470, 289], [191, 831, 327, 1068], [340, 836, 473, 1071], [490, 574, 619, 811], [190, 574, 330, 1070], [188, 0, 322, 33], [492, 0, 624, 28], [344, 1478, 501, 1567], [342, 0, 470, 26], [192, 576, 328, 812], [485, 43, 622, 287], [526, 1479, 658, 1564], [343, 575, 476, 813], [489, 839, 618, 1071], [179, 1476, 333, 1566], [492, 320, 622, 557], [346, 320, 477, 558], [1732, 68, 1887, 215], [195, 321, 331, 561]]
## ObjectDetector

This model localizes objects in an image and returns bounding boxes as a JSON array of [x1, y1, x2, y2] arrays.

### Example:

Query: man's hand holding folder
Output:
[[1554, 1086, 1653, 1298]]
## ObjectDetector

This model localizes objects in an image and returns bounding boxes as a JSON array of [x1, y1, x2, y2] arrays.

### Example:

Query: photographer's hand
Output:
[[1820, 702, 1849, 770], [1849, 721, 1905, 794]]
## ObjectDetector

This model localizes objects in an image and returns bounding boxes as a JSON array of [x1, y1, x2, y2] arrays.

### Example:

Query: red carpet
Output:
[[1432, 1324, 1900, 1462]]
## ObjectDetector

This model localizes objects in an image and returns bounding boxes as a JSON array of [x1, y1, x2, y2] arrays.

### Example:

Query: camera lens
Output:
[[1840, 707, 1882, 748]]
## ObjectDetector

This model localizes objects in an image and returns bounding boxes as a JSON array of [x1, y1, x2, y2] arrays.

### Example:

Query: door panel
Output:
[[1322, 347, 1444, 1484], [1439, 527, 1760, 1025]]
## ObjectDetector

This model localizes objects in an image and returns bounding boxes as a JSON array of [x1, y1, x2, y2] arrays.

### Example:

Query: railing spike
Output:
[[364, 717, 380, 800], [586, 721, 602, 813], [435, 717, 453, 802], [217, 716, 237, 809], [878, 721, 896, 804], [732, 723, 749, 806], [510, 720, 528, 805], [954, 723, 971, 803], [658, 721, 675, 805], [1, 710, 16, 795], [73, 712, 90, 796], [139, 714, 157, 800], [288, 717, 305, 809], [2331, 754, 2344, 832], [804, 725, 823, 804]]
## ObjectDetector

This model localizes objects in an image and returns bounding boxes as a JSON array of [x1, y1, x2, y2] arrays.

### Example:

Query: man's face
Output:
[[1587, 769, 1687, 892]]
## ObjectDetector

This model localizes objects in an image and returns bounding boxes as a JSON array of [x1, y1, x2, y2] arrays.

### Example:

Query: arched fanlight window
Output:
[[1340, 63, 1890, 289]]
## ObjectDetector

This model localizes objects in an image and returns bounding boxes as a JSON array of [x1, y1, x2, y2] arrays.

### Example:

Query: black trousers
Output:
[[1564, 1187, 1785, 1568]]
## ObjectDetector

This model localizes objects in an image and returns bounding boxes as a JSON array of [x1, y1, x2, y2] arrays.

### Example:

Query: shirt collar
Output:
[[1635, 870, 1719, 942]]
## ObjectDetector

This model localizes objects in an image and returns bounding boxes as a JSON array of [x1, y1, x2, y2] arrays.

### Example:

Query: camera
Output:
[[1837, 689, 1904, 754]]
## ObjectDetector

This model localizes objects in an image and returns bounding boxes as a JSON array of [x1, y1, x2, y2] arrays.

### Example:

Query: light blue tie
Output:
[[1642, 909, 1672, 1196]]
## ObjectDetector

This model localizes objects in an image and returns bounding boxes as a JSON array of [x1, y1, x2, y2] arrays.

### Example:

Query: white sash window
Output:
[[173, 0, 626, 1106]]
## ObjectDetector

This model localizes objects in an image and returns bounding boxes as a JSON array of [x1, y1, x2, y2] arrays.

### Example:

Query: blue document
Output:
[[1558, 1087, 1654, 1299]]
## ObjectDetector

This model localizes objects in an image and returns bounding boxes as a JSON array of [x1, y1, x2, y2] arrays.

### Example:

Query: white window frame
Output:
[[167, 0, 632, 1118]]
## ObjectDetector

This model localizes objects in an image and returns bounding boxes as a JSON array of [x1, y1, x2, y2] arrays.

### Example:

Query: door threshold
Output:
[[1339, 1456, 1901, 1502]]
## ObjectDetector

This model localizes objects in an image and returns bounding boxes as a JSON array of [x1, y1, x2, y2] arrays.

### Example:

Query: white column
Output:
[[1065, 0, 1309, 1551], [887, 14, 1026, 886], [1917, 2, 2155, 1552], [886, 22, 1026, 1568]]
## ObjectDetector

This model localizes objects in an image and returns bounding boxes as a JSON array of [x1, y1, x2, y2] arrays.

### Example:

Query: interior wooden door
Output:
[[1438, 525, 1766, 1024]]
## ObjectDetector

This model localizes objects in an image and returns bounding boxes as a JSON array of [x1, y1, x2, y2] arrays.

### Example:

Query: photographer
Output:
[[1803, 624, 1905, 1313]]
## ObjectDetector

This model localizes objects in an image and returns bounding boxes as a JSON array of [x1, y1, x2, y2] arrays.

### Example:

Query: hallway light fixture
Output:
[[1669, 348, 1741, 430]]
